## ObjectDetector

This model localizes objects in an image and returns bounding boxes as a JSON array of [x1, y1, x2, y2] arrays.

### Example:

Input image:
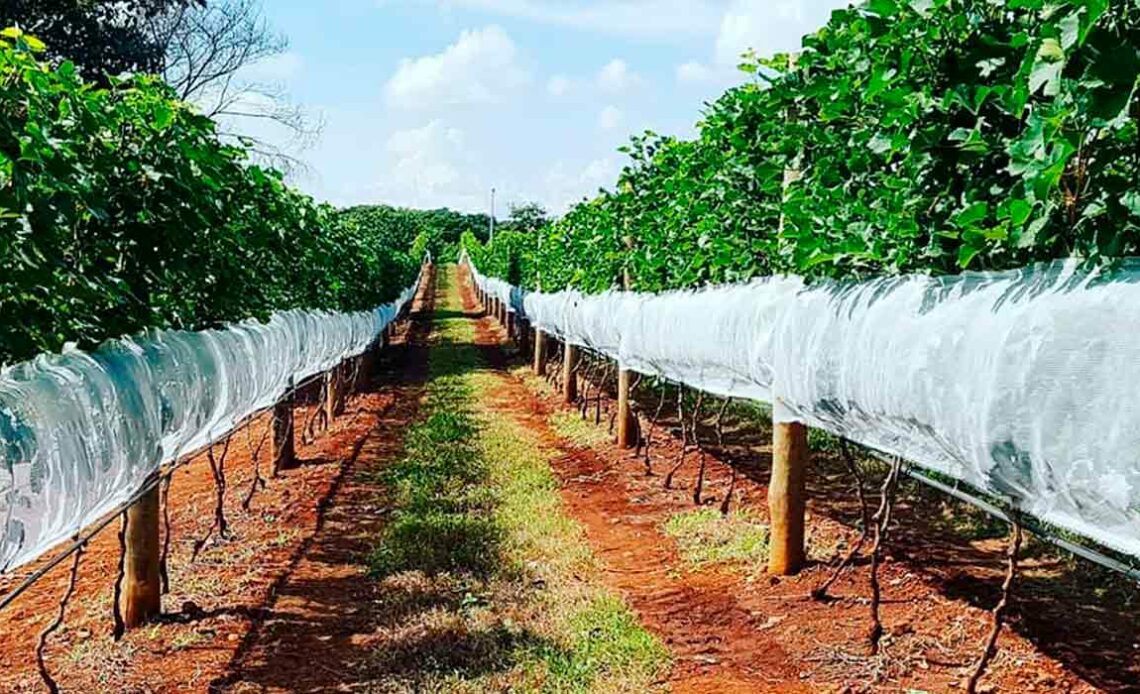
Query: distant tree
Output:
[[146, 0, 321, 173], [506, 202, 549, 234], [1, 0, 199, 79], [337, 205, 490, 261]]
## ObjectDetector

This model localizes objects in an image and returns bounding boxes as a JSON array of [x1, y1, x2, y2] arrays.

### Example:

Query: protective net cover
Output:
[[467, 257, 1140, 560], [0, 274, 421, 572]]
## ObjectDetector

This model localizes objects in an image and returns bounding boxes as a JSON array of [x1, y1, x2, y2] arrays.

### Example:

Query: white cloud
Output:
[[596, 59, 640, 94], [598, 105, 623, 130], [542, 157, 619, 213], [431, 0, 724, 41], [372, 120, 485, 209], [676, 61, 716, 84], [546, 74, 571, 97], [385, 25, 530, 109], [714, 0, 844, 66]]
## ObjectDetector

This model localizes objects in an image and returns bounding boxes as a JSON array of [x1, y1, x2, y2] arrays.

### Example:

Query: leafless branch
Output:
[[148, 0, 322, 173]]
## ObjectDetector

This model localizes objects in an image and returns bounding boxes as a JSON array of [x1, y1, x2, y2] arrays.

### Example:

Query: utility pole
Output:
[[489, 187, 496, 243]]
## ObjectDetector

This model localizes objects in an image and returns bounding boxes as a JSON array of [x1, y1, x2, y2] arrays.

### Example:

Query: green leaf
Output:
[[954, 202, 989, 228], [957, 243, 982, 268], [1123, 192, 1140, 218], [1029, 39, 1065, 96], [1059, 12, 1081, 51], [1008, 199, 1033, 226], [868, 132, 893, 155]]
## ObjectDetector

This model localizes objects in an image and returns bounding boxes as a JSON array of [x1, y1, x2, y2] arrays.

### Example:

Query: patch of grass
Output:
[[542, 594, 670, 690], [471, 384, 669, 692], [664, 508, 769, 571], [548, 409, 613, 448], [372, 512, 505, 578], [367, 266, 667, 692]]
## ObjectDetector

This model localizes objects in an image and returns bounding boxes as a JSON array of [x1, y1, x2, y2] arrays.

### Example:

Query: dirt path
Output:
[[211, 287, 435, 692], [0, 264, 1131, 693], [457, 271, 800, 694], [0, 275, 435, 694], [453, 264, 1122, 694]]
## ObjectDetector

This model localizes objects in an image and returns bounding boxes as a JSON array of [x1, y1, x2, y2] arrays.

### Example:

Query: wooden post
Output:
[[335, 361, 350, 416], [533, 328, 547, 376], [324, 368, 338, 426], [272, 377, 296, 473], [562, 343, 579, 403], [768, 418, 809, 575], [517, 319, 528, 354], [616, 368, 636, 448], [123, 481, 161, 628], [616, 254, 636, 448]]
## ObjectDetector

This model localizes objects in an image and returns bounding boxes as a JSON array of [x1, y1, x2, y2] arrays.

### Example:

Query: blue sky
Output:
[[239, 0, 851, 216]]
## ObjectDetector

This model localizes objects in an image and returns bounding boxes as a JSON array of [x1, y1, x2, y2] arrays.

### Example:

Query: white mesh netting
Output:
[[0, 272, 423, 572], [466, 256, 1140, 560]]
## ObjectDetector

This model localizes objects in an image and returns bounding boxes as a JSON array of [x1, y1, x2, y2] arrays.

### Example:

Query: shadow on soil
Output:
[[529, 335, 1140, 692], [207, 294, 439, 692], [210, 279, 570, 692]]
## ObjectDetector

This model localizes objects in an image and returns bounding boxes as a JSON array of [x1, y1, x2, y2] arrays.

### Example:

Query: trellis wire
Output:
[[0, 351, 365, 616]]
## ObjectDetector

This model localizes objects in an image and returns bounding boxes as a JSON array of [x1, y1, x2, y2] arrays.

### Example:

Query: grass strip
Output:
[[367, 267, 668, 693]]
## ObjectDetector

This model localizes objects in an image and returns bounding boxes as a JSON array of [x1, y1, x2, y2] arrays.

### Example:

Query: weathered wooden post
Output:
[[123, 480, 161, 628], [271, 376, 296, 474], [533, 328, 547, 375], [768, 416, 808, 575], [334, 361, 350, 416], [323, 367, 338, 426], [767, 51, 809, 576], [616, 369, 636, 448], [562, 342, 579, 403], [616, 252, 636, 449]]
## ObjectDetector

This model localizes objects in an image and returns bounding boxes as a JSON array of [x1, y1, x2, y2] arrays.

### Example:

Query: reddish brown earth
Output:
[[0, 274, 435, 694], [456, 263, 1138, 694], [0, 264, 1136, 693]]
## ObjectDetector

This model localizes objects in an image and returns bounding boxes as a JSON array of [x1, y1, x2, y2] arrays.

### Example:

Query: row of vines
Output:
[[0, 29, 446, 366], [464, 0, 1140, 291]]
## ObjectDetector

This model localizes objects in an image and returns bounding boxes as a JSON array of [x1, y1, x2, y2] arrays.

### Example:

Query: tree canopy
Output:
[[0, 0, 200, 79]]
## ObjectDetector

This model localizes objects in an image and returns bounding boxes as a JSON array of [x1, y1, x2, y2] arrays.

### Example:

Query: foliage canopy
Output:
[[0, 29, 416, 364], [467, 0, 1140, 293]]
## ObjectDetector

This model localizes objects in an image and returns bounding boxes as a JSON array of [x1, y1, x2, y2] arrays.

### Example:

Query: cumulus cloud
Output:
[[596, 58, 640, 94], [676, 60, 716, 84], [546, 74, 571, 97], [598, 105, 623, 130], [714, 0, 844, 66], [385, 25, 530, 109], [542, 157, 619, 212], [371, 120, 486, 210]]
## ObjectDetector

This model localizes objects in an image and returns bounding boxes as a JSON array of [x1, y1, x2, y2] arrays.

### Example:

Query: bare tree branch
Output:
[[148, 0, 322, 173]]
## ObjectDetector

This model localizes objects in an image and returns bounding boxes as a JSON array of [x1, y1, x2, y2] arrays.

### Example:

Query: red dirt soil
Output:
[[0, 265, 1135, 693], [0, 274, 435, 694], [456, 263, 1135, 694]]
